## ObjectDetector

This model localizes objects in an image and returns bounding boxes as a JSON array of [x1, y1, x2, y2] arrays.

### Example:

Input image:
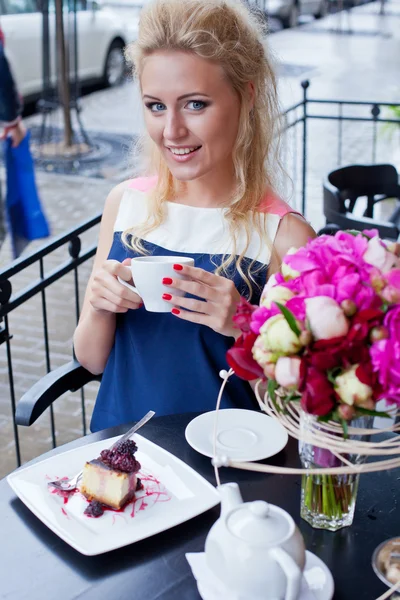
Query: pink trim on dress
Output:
[[128, 176, 158, 192], [259, 191, 301, 218]]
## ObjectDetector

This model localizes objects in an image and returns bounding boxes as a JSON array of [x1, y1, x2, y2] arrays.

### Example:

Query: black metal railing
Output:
[[0, 214, 101, 472], [282, 81, 400, 223], [0, 80, 399, 476]]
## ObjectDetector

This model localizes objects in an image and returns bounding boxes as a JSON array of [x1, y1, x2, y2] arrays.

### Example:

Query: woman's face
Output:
[[140, 50, 241, 183]]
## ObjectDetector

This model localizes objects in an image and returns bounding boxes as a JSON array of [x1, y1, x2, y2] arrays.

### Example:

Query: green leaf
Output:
[[345, 230, 373, 240], [275, 302, 301, 337], [340, 418, 349, 439], [355, 407, 392, 418], [317, 412, 334, 423], [267, 379, 281, 413], [284, 390, 302, 403], [327, 367, 343, 385]]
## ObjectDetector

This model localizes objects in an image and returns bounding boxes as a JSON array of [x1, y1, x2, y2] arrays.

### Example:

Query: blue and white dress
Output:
[[90, 177, 295, 432]]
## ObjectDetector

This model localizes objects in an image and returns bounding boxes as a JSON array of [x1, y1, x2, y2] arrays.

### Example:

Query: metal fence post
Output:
[[301, 80, 310, 216], [371, 104, 380, 164]]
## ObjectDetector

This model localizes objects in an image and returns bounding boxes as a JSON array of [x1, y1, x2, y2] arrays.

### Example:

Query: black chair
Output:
[[322, 164, 400, 240], [15, 360, 101, 426]]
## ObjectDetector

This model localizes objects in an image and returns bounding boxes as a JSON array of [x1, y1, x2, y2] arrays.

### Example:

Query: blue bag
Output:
[[4, 131, 50, 258]]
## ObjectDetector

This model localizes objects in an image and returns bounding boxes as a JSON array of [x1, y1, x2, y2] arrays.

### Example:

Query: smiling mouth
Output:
[[167, 146, 202, 155]]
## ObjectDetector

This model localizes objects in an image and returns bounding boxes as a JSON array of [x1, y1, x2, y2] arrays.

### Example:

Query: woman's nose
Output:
[[163, 112, 187, 141]]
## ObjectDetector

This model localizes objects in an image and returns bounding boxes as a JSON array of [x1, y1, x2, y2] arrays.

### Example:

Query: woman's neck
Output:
[[172, 169, 237, 209]]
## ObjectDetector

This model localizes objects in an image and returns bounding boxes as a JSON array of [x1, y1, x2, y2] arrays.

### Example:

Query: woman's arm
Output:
[[73, 181, 142, 375], [0, 41, 22, 125], [248, 213, 316, 394], [268, 212, 316, 277]]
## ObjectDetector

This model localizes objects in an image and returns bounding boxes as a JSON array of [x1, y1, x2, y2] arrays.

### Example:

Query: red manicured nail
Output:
[[162, 293, 172, 300], [162, 277, 173, 285], [173, 264, 183, 271], [171, 308, 180, 315]]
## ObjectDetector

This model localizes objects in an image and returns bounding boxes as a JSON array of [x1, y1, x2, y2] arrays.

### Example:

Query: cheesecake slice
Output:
[[81, 439, 141, 511], [81, 459, 138, 510]]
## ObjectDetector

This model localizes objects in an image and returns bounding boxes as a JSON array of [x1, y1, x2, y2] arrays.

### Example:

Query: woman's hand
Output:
[[89, 258, 142, 314], [162, 263, 241, 338]]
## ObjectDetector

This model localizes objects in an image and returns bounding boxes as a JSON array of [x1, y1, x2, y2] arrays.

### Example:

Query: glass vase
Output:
[[299, 411, 373, 532]]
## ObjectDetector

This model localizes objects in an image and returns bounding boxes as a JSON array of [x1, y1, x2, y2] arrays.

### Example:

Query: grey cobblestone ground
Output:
[[0, 0, 399, 478]]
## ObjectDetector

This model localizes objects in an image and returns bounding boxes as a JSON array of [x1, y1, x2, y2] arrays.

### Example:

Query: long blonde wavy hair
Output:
[[123, 0, 283, 299]]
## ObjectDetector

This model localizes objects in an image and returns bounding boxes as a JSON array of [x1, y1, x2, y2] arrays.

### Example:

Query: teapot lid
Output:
[[226, 501, 291, 546]]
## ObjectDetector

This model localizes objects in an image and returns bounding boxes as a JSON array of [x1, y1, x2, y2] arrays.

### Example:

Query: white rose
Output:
[[334, 365, 373, 406], [260, 274, 278, 304], [252, 337, 280, 379], [261, 285, 295, 309], [275, 357, 301, 389], [305, 296, 349, 341], [281, 247, 300, 280], [259, 314, 302, 355]]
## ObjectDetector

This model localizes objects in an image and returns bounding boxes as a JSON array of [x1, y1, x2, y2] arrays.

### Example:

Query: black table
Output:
[[1, 413, 399, 600]]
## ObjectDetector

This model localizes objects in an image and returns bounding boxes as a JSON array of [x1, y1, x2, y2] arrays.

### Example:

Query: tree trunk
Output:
[[55, 0, 73, 148]]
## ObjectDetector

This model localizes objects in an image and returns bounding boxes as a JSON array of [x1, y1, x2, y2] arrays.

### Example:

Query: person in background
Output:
[[0, 30, 27, 248], [0, 31, 26, 148], [74, 0, 316, 432]]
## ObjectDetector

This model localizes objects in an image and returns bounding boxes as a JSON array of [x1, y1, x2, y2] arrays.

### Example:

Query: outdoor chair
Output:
[[15, 359, 101, 426], [322, 164, 400, 240]]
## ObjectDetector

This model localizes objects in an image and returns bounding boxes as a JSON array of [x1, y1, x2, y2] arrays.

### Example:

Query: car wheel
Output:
[[103, 40, 126, 87], [315, 0, 328, 18]]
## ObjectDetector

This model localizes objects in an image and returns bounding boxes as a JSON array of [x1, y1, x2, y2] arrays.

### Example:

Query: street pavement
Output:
[[0, 0, 399, 477]]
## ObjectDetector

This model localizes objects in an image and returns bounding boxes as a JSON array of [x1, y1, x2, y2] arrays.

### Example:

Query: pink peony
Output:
[[275, 357, 301, 389], [381, 269, 400, 304], [283, 232, 381, 311], [363, 236, 398, 273], [370, 305, 400, 405], [305, 296, 349, 340]]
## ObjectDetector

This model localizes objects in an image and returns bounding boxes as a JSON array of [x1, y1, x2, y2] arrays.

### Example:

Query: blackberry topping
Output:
[[84, 501, 104, 518], [100, 439, 141, 473], [115, 439, 138, 455], [136, 477, 144, 491]]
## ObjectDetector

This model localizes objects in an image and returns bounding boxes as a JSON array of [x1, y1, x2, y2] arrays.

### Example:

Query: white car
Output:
[[250, 0, 328, 28], [0, 0, 139, 101]]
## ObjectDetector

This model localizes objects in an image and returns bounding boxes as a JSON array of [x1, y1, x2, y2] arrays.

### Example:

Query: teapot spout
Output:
[[217, 482, 243, 516]]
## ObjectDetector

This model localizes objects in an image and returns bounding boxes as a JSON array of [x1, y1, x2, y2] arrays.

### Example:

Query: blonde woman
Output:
[[74, 0, 315, 431]]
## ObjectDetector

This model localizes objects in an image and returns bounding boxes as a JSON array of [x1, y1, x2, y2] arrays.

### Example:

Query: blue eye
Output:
[[187, 100, 207, 110], [145, 102, 166, 112]]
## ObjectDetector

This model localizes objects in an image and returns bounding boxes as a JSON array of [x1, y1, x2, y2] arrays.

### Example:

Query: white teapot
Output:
[[205, 482, 306, 600]]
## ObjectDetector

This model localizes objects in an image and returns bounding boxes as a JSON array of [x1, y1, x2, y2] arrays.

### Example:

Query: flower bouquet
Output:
[[226, 229, 400, 531]]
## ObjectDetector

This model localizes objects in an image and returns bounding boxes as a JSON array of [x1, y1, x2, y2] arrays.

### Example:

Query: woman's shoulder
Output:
[[108, 177, 157, 232], [258, 190, 301, 219]]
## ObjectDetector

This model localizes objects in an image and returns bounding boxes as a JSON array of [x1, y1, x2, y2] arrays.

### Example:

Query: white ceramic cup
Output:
[[117, 255, 195, 313]]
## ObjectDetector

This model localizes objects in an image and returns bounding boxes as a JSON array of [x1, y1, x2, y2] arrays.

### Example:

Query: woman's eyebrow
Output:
[[142, 93, 211, 101]]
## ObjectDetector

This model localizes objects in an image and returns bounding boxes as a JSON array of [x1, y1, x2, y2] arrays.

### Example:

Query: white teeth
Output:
[[169, 147, 199, 155]]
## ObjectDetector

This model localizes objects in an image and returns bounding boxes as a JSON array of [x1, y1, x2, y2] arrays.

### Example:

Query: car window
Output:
[[3, 0, 39, 13]]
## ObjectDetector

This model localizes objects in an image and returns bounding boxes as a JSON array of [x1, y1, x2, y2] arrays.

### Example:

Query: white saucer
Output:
[[185, 409, 288, 462], [196, 550, 334, 600]]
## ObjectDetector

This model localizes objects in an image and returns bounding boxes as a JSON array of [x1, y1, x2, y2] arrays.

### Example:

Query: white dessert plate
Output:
[[193, 550, 334, 600], [7, 433, 220, 556], [185, 409, 289, 462]]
